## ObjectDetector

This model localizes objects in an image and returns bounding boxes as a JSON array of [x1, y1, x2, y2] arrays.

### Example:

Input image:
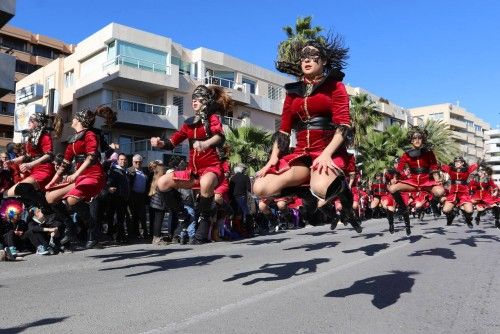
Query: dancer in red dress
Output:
[[388, 127, 445, 235], [253, 33, 362, 233], [45, 106, 116, 248], [151, 85, 232, 244], [440, 156, 477, 227], [469, 165, 499, 228]]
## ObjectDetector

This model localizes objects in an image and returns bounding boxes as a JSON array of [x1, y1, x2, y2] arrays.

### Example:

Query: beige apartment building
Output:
[[14, 23, 289, 163], [485, 128, 500, 185], [0, 25, 74, 149], [410, 103, 490, 162]]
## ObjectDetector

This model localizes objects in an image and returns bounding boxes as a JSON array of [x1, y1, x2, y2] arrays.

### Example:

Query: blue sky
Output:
[[10, 0, 499, 127]]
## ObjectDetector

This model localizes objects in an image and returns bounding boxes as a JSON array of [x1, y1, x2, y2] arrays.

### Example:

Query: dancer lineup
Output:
[[1, 30, 499, 261]]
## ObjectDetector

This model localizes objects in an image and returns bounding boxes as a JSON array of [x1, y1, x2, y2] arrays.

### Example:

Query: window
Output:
[[171, 56, 191, 75], [114, 41, 167, 73], [428, 112, 443, 120], [0, 102, 15, 115], [213, 71, 235, 88], [15, 60, 41, 74], [268, 84, 283, 100], [173, 96, 184, 115], [1, 35, 27, 52], [465, 120, 474, 127], [45, 75, 55, 93], [275, 118, 281, 131], [242, 77, 256, 94], [32, 44, 54, 58], [119, 136, 133, 154], [475, 125, 481, 132], [64, 70, 74, 88]]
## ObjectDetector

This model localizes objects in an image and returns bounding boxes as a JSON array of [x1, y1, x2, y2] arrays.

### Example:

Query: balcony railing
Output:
[[222, 116, 243, 128], [103, 55, 170, 75], [204, 76, 235, 89], [120, 139, 188, 156], [114, 99, 172, 116]]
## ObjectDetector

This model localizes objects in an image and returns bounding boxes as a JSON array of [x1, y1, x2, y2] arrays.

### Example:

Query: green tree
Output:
[[421, 119, 460, 164], [350, 93, 384, 149], [224, 125, 272, 176], [282, 16, 323, 40]]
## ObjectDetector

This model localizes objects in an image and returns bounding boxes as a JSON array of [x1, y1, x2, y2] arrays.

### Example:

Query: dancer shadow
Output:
[[325, 270, 419, 309], [342, 243, 390, 256], [298, 231, 337, 237], [0, 316, 70, 334], [88, 248, 192, 263], [393, 235, 428, 244], [223, 258, 329, 285], [409, 248, 456, 260], [235, 238, 290, 246], [100, 254, 242, 277], [422, 227, 453, 235], [351, 232, 384, 240], [465, 229, 486, 234], [449, 235, 500, 248], [284, 241, 340, 252]]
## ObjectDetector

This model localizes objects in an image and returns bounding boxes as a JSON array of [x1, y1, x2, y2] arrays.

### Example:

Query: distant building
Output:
[[485, 128, 500, 185], [409, 103, 490, 162], [0, 24, 73, 149]]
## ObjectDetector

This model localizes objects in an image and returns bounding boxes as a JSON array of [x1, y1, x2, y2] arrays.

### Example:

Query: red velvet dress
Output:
[[167, 113, 224, 186], [63, 130, 105, 201], [24, 132, 55, 188], [214, 160, 230, 202], [267, 74, 351, 174], [441, 164, 477, 206], [469, 177, 499, 208], [397, 149, 439, 189]]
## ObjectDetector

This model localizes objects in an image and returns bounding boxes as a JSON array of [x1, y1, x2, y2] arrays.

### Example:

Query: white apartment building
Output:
[[346, 86, 413, 130], [485, 128, 500, 185], [409, 103, 490, 162], [14, 23, 289, 163]]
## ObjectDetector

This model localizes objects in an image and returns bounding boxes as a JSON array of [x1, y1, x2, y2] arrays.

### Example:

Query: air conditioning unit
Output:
[[233, 83, 245, 92]]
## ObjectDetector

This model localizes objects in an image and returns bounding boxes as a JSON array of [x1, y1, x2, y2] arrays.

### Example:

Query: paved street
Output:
[[1, 214, 499, 334]]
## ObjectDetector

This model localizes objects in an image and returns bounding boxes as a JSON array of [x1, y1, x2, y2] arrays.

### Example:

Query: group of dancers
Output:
[[3, 29, 499, 257]]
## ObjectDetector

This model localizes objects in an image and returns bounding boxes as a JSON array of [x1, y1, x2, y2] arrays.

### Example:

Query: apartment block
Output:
[[0, 24, 74, 149], [14, 23, 289, 163], [485, 128, 500, 185], [346, 86, 413, 130], [409, 103, 490, 162], [0, 0, 16, 100]]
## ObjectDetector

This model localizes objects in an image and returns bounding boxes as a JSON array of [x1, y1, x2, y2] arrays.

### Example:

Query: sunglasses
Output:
[[411, 135, 423, 140]]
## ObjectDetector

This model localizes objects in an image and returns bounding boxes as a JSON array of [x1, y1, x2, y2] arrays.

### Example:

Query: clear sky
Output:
[[10, 0, 500, 127]]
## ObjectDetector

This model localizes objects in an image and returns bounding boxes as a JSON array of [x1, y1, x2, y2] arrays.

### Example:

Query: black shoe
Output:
[[405, 225, 412, 236], [475, 217, 480, 225], [330, 220, 338, 230], [189, 238, 206, 245], [60, 231, 77, 246], [466, 221, 473, 229], [496, 221, 500, 230], [389, 224, 395, 234]]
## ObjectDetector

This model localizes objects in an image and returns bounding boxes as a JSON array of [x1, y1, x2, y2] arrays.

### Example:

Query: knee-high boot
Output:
[[445, 210, 456, 226], [475, 211, 482, 225], [392, 191, 407, 216], [193, 195, 214, 244], [14, 183, 52, 214], [430, 197, 441, 217], [325, 178, 362, 233], [318, 201, 339, 230], [493, 206, 499, 229], [281, 186, 318, 226], [463, 211, 473, 228], [387, 211, 395, 234], [52, 202, 76, 245], [163, 189, 191, 243]]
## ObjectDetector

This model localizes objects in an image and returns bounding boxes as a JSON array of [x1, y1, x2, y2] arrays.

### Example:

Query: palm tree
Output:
[[350, 93, 384, 149], [421, 119, 460, 164], [282, 16, 323, 40], [224, 125, 272, 176]]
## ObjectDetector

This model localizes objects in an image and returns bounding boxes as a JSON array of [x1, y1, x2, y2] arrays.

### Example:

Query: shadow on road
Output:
[[297, 231, 337, 237], [409, 248, 457, 259], [393, 235, 427, 244], [342, 243, 390, 256], [87, 248, 192, 263], [235, 238, 290, 246], [422, 227, 453, 235], [351, 232, 384, 240], [223, 258, 329, 285], [0, 316, 70, 334], [100, 254, 243, 277], [283, 241, 340, 252], [449, 234, 500, 247], [325, 270, 419, 309], [465, 229, 486, 234]]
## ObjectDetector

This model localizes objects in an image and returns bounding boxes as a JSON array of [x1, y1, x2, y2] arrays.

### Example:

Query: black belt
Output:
[[451, 180, 467, 185], [74, 154, 98, 165], [296, 117, 335, 131], [410, 168, 430, 174]]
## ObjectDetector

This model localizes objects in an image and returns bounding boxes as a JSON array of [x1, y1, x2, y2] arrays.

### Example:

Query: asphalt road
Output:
[[1, 213, 499, 334]]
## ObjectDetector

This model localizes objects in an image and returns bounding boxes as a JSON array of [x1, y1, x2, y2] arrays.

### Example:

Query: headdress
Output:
[[26, 112, 51, 146], [276, 24, 349, 77], [192, 85, 216, 110], [407, 126, 428, 144], [75, 109, 96, 128]]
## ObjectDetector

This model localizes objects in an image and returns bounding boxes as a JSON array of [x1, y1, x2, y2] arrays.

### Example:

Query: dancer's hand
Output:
[[150, 137, 164, 148], [66, 173, 78, 184], [193, 140, 208, 152], [19, 162, 32, 173], [256, 156, 279, 177], [312, 153, 341, 175]]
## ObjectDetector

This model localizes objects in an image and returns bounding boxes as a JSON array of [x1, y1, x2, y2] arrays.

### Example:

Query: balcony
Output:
[[203, 76, 250, 105], [75, 56, 179, 97], [113, 99, 178, 130], [449, 118, 466, 129], [249, 94, 284, 115], [451, 131, 467, 141], [120, 139, 188, 163], [221, 116, 243, 129]]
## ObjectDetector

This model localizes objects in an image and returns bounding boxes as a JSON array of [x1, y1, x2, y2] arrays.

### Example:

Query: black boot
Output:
[[387, 211, 395, 234], [392, 191, 408, 216], [404, 214, 411, 236], [70, 201, 98, 249], [475, 211, 482, 225], [193, 196, 213, 244], [327, 178, 362, 233], [52, 202, 77, 245], [278, 208, 292, 230], [416, 207, 425, 221], [445, 211, 455, 226], [318, 202, 338, 230], [494, 206, 500, 229], [282, 186, 318, 226], [430, 198, 441, 217], [463, 211, 473, 228], [14, 183, 53, 214]]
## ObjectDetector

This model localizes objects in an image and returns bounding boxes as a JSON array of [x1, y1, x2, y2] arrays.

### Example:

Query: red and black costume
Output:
[[441, 163, 477, 207], [397, 148, 439, 190], [23, 132, 55, 189], [469, 177, 499, 209]]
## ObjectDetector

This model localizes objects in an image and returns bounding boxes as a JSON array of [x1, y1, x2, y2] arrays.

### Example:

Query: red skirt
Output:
[[64, 164, 105, 201], [381, 194, 395, 207], [25, 162, 55, 189], [471, 191, 498, 208], [214, 178, 230, 203], [445, 191, 472, 206], [399, 174, 438, 190], [172, 164, 224, 186]]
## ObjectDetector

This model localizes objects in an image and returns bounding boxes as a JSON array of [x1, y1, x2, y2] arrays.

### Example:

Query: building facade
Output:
[[0, 25, 73, 149], [485, 128, 500, 185], [0, 0, 16, 106], [15, 23, 289, 163], [409, 103, 490, 162]]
